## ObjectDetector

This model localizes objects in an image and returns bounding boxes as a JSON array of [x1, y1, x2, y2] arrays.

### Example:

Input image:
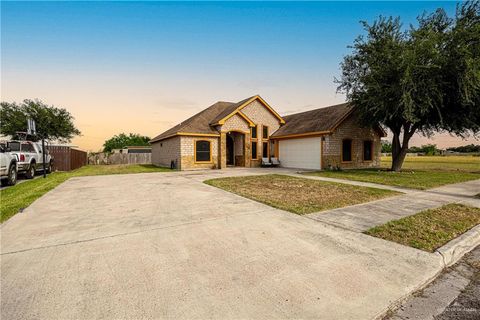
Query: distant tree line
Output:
[[382, 141, 480, 154], [407, 144, 440, 155], [447, 144, 480, 153], [103, 133, 151, 153]]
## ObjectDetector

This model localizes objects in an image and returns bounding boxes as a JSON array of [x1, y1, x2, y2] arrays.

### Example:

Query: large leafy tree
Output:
[[103, 133, 151, 152], [337, 1, 480, 171], [0, 99, 81, 141]]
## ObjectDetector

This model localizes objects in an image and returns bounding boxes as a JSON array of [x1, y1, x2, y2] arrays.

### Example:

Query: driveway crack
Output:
[[1, 211, 259, 256]]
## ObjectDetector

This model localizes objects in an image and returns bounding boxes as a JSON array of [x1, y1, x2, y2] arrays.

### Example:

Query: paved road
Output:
[[0, 169, 445, 319], [388, 245, 480, 320]]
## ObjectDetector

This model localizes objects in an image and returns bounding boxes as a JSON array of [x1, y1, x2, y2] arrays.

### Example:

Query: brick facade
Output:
[[151, 96, 380, 171], [180, 136, 219, 170], [221, 114, 250, 132], [218, 114, 250, 169], [241, 100, 281, 167], [151, 136, 220, 170], [214, 99, 283, 168], [151, 136, 181, 169], [322, 113, 381, 169]]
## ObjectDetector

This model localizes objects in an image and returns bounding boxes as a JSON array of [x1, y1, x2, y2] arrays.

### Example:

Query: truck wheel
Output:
[[7, 164, 17, 186], [1, 164, 17, 186], [46, 160, 53, 173], [26, 163, 36, 179]]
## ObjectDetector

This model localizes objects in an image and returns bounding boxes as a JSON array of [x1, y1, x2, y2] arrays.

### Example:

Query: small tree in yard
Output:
[[423, 144, 439, 156], [336, 1, 480, 171], [103, 133, 151, 153], [409, 144, 440, 155], [0, 99, 81, 141], [381, 140, 393, 153]]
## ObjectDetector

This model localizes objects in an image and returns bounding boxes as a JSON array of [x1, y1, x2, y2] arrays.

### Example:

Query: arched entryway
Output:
[[226, 131, 246, 166]]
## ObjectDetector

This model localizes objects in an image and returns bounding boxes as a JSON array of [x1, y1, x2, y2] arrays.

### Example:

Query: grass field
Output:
[[365, 204, 480, 252], [306, 156, 479, 190], [66, 164, 172, 176], [205, 174, 399, 215], [381, 155, 480, 172], [0, 164, 172, 223]]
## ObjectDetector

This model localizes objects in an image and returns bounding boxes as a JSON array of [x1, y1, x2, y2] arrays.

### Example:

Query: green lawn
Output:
[[0, 164, 172, 223], [306, 156, 480, 190], [365, 204, 480, 252], [69, 164, 172, 176], [205, 174, 400, 215], [307, 169, 479, 190]]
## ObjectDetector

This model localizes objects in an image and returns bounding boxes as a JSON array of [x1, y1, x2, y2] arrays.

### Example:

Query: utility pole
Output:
[[28, 117, 46, 178], [42, 139, 46, 178]]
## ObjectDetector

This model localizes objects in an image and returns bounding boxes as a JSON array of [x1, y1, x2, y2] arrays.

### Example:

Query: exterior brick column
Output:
[[244, 132, 251, 168], [219, 132, 227, 169]]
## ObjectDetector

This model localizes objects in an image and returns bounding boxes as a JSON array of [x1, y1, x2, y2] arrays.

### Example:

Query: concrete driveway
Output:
[[1, 170, 443, 319]]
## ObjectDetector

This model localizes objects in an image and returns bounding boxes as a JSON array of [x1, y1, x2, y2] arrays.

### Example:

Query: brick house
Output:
[[150, 95, 386, 170]]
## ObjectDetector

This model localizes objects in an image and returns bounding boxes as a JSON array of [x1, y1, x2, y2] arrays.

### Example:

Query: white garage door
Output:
[[278, 137, 321, 170]]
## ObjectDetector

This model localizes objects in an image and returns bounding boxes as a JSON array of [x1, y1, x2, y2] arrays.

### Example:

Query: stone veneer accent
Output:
[[221, 114, 250, 133], [219, 132, 227, 169], [241, 100, 282, 167], [215, 99, 283, 168], [322, 113, 381, 169], [180, 136, 219, 170]]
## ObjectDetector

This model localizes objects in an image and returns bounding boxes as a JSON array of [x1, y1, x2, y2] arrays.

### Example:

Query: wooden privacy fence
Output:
[[88, 153, 151, 165], [49, 146, 88, 171]]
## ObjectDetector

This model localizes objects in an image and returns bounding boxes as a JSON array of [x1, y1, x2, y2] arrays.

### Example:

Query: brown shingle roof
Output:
[[271, 103, 353, 138], [150, 101, 233, 143], [209, 96, 256, 125], [150, 99, 360, 143], [150, 95, 260, 143]]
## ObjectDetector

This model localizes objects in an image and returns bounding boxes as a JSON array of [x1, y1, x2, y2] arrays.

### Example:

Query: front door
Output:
[[226, 135, 234, 165]]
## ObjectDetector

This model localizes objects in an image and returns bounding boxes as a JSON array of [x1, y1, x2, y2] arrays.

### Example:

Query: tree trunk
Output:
[[389, 123, 417, 172], [391, 146, 408, 171]]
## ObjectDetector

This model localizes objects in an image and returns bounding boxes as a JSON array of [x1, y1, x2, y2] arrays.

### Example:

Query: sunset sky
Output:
[[2, 1, 478, 151]]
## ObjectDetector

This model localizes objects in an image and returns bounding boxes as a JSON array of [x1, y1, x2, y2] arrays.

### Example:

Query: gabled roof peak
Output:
[[150, 95, 284, 143], [210, 95, 284, 126]]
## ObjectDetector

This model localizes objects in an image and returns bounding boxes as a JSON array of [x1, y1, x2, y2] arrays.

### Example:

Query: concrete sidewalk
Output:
[[1, 171, 445, 320], [292, 174, 480, 232]]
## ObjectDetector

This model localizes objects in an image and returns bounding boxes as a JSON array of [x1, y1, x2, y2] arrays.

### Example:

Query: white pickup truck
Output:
[[0, 144, 18, 186], [8, 140, 53, 179]]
